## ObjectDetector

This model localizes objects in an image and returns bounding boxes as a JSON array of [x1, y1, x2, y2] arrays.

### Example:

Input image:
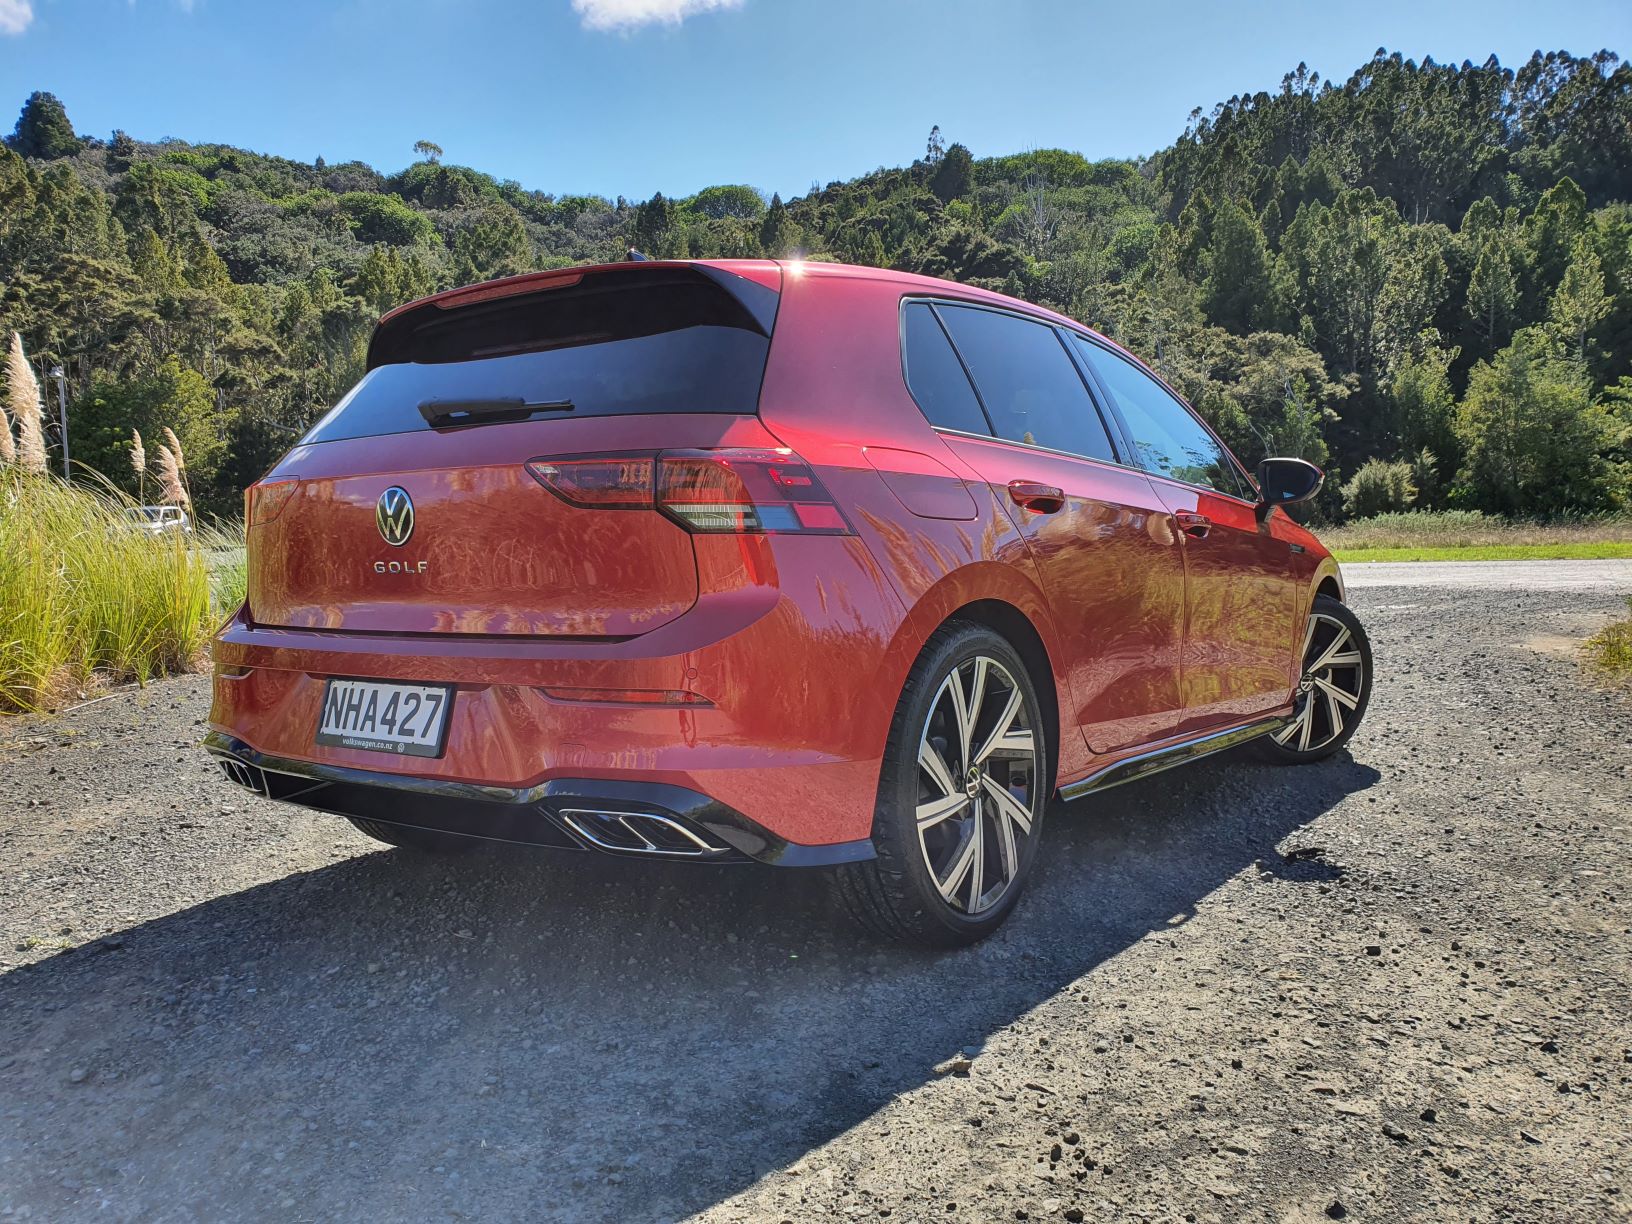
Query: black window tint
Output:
[[1075, 339, 1245, 495], [901, 302, 989, 435], [936, 305, 1116, 462]]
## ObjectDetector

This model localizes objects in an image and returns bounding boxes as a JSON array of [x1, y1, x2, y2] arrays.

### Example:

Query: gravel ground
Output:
[[1, 564, 1630, 1223]]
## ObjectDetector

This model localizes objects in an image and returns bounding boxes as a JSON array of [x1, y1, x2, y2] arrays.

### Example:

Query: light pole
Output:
[[49, 365, 67, 480]]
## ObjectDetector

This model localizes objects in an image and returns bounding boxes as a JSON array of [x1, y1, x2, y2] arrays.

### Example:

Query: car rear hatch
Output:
[[246, 262, 783, 638]]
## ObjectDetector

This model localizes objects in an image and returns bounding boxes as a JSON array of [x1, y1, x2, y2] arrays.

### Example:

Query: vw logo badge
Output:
[[376, 486, 415, 547]]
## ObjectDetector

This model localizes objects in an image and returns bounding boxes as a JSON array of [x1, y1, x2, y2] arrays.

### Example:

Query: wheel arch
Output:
[[1313, 556, 1345, 605], [878, 560, 1074, 792]]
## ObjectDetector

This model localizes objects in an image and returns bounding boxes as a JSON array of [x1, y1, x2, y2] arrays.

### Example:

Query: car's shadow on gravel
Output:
[[1, 751, 1378, 1220]]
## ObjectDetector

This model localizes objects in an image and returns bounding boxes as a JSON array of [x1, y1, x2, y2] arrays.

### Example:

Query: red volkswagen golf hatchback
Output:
[[208, 259, 1371, 945]]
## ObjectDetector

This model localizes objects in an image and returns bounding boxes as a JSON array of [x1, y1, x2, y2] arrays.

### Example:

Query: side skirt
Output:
[[1058, 716, 1287, 803]]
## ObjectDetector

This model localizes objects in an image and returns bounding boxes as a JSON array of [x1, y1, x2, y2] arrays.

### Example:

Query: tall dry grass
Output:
[[0, 472, 240, 713], [1321, 510, 1632, 551]]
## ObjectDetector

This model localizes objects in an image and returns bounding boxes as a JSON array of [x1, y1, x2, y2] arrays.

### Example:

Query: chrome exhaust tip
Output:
[[217, 756, 267, 795], [557, 808, 730, 858]]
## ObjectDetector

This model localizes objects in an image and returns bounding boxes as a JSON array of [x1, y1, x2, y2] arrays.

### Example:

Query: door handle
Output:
[[1007, 481, 1065, 513], [1175, 511, 1211, 538]]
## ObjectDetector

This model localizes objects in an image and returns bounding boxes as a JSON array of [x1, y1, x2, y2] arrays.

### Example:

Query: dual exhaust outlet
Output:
[[212, 754, 732, 860], [556, 809, 730, 858]]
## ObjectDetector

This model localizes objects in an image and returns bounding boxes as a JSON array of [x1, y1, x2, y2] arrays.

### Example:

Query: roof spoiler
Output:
[[366, 261, 781, 372]]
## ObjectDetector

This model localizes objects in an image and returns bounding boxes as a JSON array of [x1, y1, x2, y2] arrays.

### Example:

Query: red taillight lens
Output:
[[246, 478, 299, 526], [657, 449, 850, 534], [526, 455, 656, 508], [527, 448, 851, 535]]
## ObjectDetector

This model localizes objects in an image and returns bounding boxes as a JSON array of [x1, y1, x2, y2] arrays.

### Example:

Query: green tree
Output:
[[1466, 236, 1519, 347], [1201, 200, 1271, 333], [9, 92, 80, 160], [351, 245, 434, 317], [1389, 340, 1460, 472], [1549, 235, 1611, 365], [337, 192, 437, 246], [450, 204, 530, 282], [412, 139, 443, 164], [72, 360, 231, 504], [925, 125, 945, 165], [929, 143, 974, 204], [759, 193, 797, 257], [1522, 177, 1588, 308], [686, 185, 765, 222], [631, 192, 677, 258], [1455, 328, 1611, 514]]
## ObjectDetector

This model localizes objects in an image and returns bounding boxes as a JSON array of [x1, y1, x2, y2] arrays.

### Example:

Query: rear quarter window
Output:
[[901, 302, 990, 435]]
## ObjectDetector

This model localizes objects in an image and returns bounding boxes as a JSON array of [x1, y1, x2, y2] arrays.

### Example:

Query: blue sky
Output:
[[2, 0, 1628, 202]]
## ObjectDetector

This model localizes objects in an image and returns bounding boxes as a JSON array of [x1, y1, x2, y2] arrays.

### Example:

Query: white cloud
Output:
[[572, 0, 744, 33], [0, 0, 34, 37]]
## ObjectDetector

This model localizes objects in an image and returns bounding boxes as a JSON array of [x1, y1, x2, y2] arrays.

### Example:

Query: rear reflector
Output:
[[527, 448, 851, 536], [246, 478, 300, 526], [541, 687, 714, 707], [526, 456, 655, 509]]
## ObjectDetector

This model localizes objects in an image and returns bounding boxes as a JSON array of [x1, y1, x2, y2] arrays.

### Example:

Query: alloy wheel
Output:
[[915, 656, 1039, 915], [1274, 611, 1366, 754]]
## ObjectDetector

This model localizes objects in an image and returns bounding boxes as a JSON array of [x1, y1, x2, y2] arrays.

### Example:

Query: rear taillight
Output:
[[525, 455, 656, 508], [246, 478, 299, 526], [526, 449, 851, 535]]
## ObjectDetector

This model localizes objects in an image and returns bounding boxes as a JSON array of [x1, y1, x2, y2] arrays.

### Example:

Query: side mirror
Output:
[[1254, 457, 1324, 521]]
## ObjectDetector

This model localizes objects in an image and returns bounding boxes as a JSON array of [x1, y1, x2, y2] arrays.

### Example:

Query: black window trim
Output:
[[898, 298, 997, 438], [1066, 330, 1262, 507], [898, 294, 1128, 470]]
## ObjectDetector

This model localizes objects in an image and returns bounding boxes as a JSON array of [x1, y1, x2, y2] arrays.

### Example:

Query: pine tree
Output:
[[930, 143, 974, 203], [1201, 200, 1271, 333], [1466, 238, 1518, 346], [758, 194, 797, 258], [9, 91, 80, 160], [1549, 235, 1611, 365]]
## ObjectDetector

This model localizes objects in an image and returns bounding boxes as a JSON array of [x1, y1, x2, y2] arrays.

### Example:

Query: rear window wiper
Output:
[[418, 398, 575, 428]]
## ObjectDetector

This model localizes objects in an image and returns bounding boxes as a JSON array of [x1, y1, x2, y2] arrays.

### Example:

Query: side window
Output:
[[901, 303, 990, 435], [936, 305, 1117, 463], [1075, 339, 1246, 496]]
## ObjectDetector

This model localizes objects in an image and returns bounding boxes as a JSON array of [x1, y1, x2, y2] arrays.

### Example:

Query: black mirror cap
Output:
[[1255, 457, 1324, 520]]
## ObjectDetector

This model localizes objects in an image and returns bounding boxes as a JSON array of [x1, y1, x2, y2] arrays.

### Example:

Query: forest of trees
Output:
[[1, 48, 1629, 520]]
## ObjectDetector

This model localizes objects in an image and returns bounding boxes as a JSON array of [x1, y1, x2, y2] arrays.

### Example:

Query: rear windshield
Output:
[[303, 267, 776, 444]]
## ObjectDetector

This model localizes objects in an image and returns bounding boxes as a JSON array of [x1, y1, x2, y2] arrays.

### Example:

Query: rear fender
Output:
[[876, 556, 1081, 788]]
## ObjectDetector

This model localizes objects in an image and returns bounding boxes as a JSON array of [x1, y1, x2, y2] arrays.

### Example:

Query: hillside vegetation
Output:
[[1, 49, 1630, 520]]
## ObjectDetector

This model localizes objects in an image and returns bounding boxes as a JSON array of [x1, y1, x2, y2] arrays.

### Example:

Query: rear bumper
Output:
[[211, 532, 911, 848], [205, 732, 874, 867]]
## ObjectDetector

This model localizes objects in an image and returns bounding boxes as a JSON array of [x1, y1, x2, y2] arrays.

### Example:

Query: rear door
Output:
[[1072, 337, 1301, 732], [247, 265, 779, 638], [915, 301, 1188, 754]]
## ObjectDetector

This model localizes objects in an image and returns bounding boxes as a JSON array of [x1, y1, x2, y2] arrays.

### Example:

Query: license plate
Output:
[[316, 680, 453, 758]]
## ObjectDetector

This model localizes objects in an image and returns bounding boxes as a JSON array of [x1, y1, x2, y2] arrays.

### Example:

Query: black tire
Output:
[[1252, 594, 1372, 765], [834, 622, 1048, 948], [345, 817, 478, 854]]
